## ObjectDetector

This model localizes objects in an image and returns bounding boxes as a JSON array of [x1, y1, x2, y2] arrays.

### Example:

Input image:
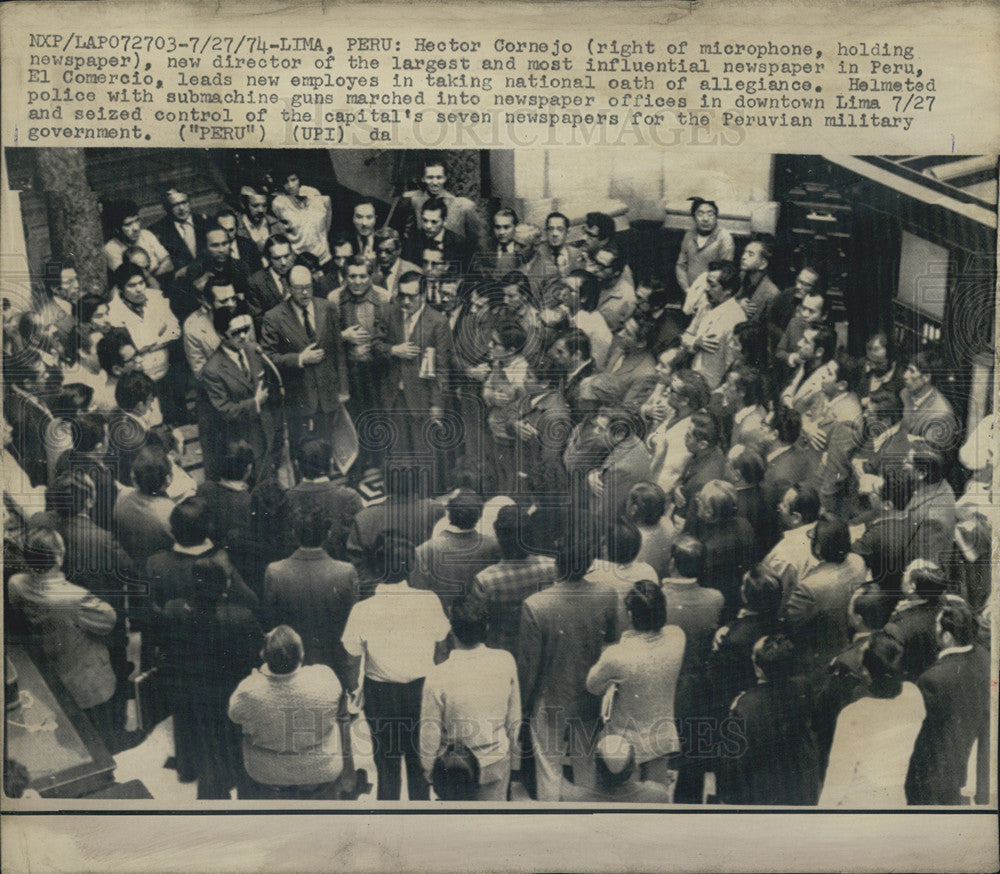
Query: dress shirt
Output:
[[683, 296, 746, 390], [106, 293, 180, 382], [175, 219, 197, 256], [104, 229, 170, 273], [241, 214, 272, 252], [341, 581, 450, 683]]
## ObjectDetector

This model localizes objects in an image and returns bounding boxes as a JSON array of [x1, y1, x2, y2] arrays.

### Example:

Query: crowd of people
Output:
[[3, 156, 993, 805]]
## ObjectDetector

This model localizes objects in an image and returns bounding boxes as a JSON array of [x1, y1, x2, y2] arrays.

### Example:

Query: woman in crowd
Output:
[[586, 580, 686, 791]]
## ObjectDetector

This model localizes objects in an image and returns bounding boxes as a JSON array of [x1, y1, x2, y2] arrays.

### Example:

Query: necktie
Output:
[[238, 350, 250, 380], [179, 221, 196, 256], [300, 304, 316, 342]]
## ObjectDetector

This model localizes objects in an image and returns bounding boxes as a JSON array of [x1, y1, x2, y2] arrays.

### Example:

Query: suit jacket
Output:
[[403, 228, 471, 272], [261, 298, 348, 417], [105, 409, 151, 488], [286, 479, 364, 561], [884, 599, 942, 682], [903, 478, 956, 568], [372, 257, 421, 297], [722, 677, 821, 805], [196, 345, 279, 474], [905, 645, 990, 805], [4, 384, 54, 488], [581, 347, 658, 411], [760, 441, 822, 514], [150, 213, 211, 274], [231, 234, 264, 275], [513, 389, 572, 496], [263, 546, 358, 685], [246, 269, 288, 329], [900, 386, 959, 453], [599, 435, 653, 520], [382, 303, 453, 411], [410, 528, 501, 613], [677, 446, 727, 523], [697, 516, 756, 617], [517, 579, 620, 719], [563, 359, 597, 422], [173, 254, 253, 322]]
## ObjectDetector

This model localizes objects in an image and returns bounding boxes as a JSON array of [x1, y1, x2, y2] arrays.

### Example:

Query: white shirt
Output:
[[683, 296, 745, 390], [341, 581, 450, 683], [241, 214, 271, 252], [105, 293, 180, 382]]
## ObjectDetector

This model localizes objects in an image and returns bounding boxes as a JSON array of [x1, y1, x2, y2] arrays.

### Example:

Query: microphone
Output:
[[252, 344, 285, 396]]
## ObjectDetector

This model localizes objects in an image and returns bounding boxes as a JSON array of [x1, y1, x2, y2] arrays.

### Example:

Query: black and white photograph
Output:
[[2, 145, 995, 812]]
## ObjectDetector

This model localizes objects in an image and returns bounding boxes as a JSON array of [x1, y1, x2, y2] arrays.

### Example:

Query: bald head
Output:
[[288, 265, 314, 307]]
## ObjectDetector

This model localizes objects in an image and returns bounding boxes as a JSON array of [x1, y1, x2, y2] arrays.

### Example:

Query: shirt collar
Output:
[[218, 478, 248, 492], [567, 359, 592, 382], [173, 539, 214, 556], [221, 345, 246, 367], [938, 644, 973, 659], [767, 444, 790, 463], [734, 404, 757, 426]]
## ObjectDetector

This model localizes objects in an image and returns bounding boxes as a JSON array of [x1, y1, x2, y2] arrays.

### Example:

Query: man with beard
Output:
[[237, 184, 281, 255]]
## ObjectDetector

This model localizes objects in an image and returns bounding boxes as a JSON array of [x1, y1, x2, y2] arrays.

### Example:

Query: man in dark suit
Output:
[[403, 197, 472, 273], [264, 506, 359, 688], [197, 304, 281, 481], [260, 265, 349, 460], [246, 234, 295, 330], [382, 271, 454, 464], [511, 367, 573, 499], [899, 441, 957, 569], [371, 228, 420, 298], [149, 187, 211, 277], [673, 410, 727, 526], [215, 208, 264, 274], [106, 370, 157, 488], [760, 405, 822, 515], [736, 235, 780, 324], [906, 598, 990, 805], [548, 328, 596, 423]]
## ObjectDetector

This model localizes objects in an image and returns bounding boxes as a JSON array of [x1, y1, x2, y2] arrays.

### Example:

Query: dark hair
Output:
[[97, 327, 134, 375], [106, 199, 140, 233], [447, 488, 484, 530], [787, 483, 821, 524], [937, 597, 977, 647], [218, 440, 255, 482], [398, 269, 424, 290], [749, 233, 775, 262], [421, 196, 448, 220], [688, 196, 718, 217], [374, 227, 401, 247], [22, 526, 64, 573], [906, 560, 947, 600], [493, 504, 526, 560], [63, 323, 95, 368], [52, 383, 94, 416], [212, 300, 252, 336], [867, 388, 904, 425], [111, 260, 146, 292], [707, 260, 740, 294], [812, 518, 850, 564], [431, 741, 479, 801], [584, 212, 615, 241], [264, 233, 292, 258], [170, 496, 210, 547], [741, 565, 784, 614], [625, 580, 667, 632], [831, 353, 865, 397], [555, 327, 591, 363], [297, 439, 331, 480], [851, 584, 891, 631], [493, 206, 519, 225], [450, 594, 488, 647], [74, 411, 108, 453], [494, 320, 528, 355], [131, 445, 171, 495], [627, 482, 667, 526], [294, 507, 331, 549], [805, 323, 838, 364], [670, 369, 711, 413], [114, 370, 154, 412], [909, 343, 945, 379], [594, 244, 625, 275], [671, 534, 704, 579], [372, 530, 415, 584], [732, 321, 770, 369], [907, 440, 946, 485], [46, 472, 95, 519], [772, 405, 802, 446], [569, 270, 601, 313], [498, 270, 532, 301], [608, 518, 642, 565], [753, 633, 797, 681], [263, 625, 304, 675], [863, 631, 905, 699], [730, 365, 765, 408], [545, 211, 569, 230], [689, 410, 720, 448]]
